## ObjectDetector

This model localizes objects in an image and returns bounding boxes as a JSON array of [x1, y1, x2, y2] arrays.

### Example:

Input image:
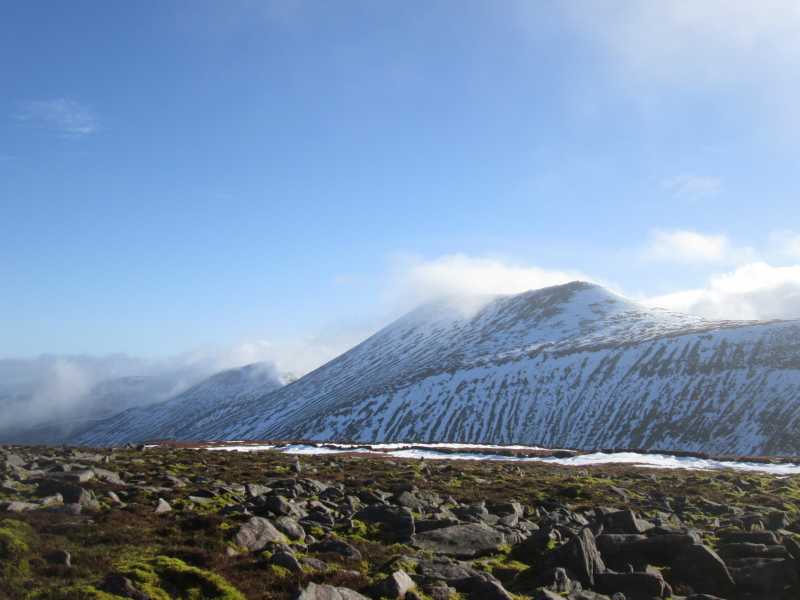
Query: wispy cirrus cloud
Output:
[[644, 230, 733, 264], [565, 1, 800, 90], [559, 1, 800, 134], [662, 174, 722, 200], [15, 98, 98, 137]]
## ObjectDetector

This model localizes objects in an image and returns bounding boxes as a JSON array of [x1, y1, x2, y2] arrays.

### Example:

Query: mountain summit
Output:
[[80, 282, 800, 455]]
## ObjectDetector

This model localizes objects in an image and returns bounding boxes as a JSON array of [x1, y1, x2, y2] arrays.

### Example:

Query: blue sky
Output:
[[3, 1, 800, 370]]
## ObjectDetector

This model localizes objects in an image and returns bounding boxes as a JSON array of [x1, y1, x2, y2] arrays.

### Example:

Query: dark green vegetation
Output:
[[2, 446, 800, 600]]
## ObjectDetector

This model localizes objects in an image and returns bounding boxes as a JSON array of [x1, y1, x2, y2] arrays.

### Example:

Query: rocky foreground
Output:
[[2, 446, 800, 599]]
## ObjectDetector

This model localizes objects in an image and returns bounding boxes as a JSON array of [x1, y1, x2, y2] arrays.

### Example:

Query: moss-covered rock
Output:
[[113, 555, 245, 600]]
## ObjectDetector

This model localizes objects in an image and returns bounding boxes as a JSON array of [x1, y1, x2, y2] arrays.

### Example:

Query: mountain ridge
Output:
[[77, 282, 800, 455]]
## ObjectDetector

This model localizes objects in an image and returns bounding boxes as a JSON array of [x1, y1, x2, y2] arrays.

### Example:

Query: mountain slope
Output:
[[74, 363, 284, 445], [80, 282, 800, 455]]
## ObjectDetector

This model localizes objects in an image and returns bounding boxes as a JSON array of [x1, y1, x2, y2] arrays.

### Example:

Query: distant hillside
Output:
[[73, 363, 284, 445]]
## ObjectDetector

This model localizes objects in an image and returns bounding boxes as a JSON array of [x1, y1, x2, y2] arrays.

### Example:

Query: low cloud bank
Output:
[[645, 262, 800, 321], [0, 348, 277, 438]]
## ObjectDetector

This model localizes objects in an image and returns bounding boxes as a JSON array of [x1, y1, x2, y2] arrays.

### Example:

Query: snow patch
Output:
[[195, 442, 800, 475]]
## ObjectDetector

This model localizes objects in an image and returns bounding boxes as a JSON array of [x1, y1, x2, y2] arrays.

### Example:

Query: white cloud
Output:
[[662, 175, 722, 200], [559, 1, 800, 133], [566, 1, 800, 89], [15, 98, 97, 137], [644, 230, 733, 264], [392, 254, 592, 307], [645, 262, 800, 320], [187, 336, 362, 379]]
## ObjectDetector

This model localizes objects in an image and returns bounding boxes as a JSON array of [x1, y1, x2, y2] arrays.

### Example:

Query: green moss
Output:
[[114, 555, 245, 600], [267, 564, 291, 578], [307, 525, 326, 538], [0, 518, 35, 581], [348, 519, 369, 538], [0, 518, 32, 558], [30, 585, 124, 600]]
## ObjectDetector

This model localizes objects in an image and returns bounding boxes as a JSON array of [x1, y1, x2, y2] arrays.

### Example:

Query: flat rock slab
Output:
[[412, 523, 506, 558]]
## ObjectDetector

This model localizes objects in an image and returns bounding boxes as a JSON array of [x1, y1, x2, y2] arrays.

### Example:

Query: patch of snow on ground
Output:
[[194, 443, 800, 475]]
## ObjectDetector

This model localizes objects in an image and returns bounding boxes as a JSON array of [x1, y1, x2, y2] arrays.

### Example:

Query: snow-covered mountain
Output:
[[73, 363, 284, 445], [79, 282, 800, 456]]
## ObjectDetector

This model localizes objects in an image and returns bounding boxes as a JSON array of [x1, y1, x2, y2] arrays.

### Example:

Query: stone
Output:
[[263, 494, 296, 516], [728, 556, 799, 596], [355, 504, 415, 541], [625, 533, 699, 565], [62, 503, 83, 515], [44, 549, 72, 567], [456, 572, 514, 600], [245, 483, 271, 497], [546, 527, 606, 587], [767, 510, 790, 530], [489, 500, 524, 517], [37, 479, 94, 506], [154, 498, 172, 514], [671, 544, 734, 595], [422, 583, 457, 600], [412, 523, 506, 558], [308, 538, 362, 560], [93, 468, 124, 485], [370, 570, 416, 599], [596, 571, 672, 599], [294, 582, 369, 600], [415, 557, 477, 582], [101, 574, 151, 600], [273, 515, 305, 541], [39, 494, 63, 507], [602, 510, 653, 534], [234, 516, 288, 551], [3, 453, 25, 468], [165, 475, 187, 488], [395, 491, 425, 510], [719, 530, 778, 545], [57, 469, 96, 483], [717, 542, 789, 559], [540, 567, 579, 594], [271, 550, 303, 573], [3, 501, 38, 512], [300, 557, 328, 572]]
